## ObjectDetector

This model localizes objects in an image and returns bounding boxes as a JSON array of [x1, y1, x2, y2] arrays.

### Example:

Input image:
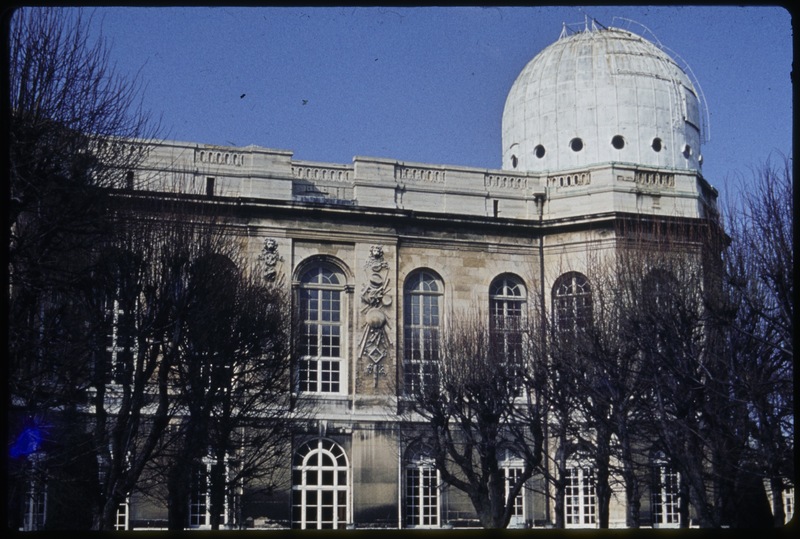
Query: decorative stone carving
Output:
[[359, 245, 392, 385], [548, 171, 591, 187], [258, 238, 283, 282], [394, 165, 445, 183]]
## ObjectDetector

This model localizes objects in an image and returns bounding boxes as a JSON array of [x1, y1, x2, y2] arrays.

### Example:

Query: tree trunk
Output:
[[617, 425, 640, 528], [167, 457, 192, 530], [209, 457, 226, 530], [594, 424, 612, 528]]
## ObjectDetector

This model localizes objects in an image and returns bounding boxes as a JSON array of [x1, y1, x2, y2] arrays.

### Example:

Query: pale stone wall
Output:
[[121, 135, 717, 529], [130, 139, 715, 224]]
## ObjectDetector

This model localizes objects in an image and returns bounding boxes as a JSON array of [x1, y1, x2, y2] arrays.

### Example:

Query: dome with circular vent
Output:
[[502, 25, 703, 173]]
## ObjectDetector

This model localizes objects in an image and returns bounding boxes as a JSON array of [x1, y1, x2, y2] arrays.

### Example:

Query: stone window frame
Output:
[[403, 448, 441, 528], [402, 269, 444, 394], [295, 258, 351, 395], [489, 274, 527, 392], [189, 455, 233, 529]]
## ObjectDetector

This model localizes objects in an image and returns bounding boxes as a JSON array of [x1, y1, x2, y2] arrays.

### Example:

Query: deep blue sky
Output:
[[73, 5, 791, 201]]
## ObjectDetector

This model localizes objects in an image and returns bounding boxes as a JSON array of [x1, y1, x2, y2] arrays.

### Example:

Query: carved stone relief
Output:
[[358, 245, 392, 385], [258, 238, 283, 282]]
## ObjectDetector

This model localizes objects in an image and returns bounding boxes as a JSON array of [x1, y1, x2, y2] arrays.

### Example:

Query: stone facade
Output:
[[117, 25, 723, 529]]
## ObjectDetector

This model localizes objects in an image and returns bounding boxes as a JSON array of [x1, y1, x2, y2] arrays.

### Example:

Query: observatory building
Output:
[[112, 23, 721, 529]]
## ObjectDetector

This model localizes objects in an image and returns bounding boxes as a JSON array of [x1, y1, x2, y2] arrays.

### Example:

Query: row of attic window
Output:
[[510, 135, 696, 169]]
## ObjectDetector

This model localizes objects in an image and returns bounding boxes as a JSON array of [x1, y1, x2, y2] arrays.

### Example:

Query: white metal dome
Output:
[[502, 25, 703, 173]]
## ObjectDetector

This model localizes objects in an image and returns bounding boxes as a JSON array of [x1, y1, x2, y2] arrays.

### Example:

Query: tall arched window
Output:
[[552, 272, 592, 339], [298, 264, 346, 393], [292, 439, 349, 529], [404, 448, 440, 528], [403, 270, 443, 392], [490, 275, 527, 389]]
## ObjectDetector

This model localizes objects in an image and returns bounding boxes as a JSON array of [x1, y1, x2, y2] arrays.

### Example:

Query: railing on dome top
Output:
[[611, 16, 711, 145], [557, 16, 711, 146]]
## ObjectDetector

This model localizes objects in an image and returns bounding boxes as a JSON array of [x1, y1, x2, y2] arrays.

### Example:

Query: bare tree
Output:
[[126, 219, 297, 531], [77, 206, 245, 530], [617, 219, 746, 528], [402, 310, 545, 528], [9, 6, 154, 293], [722, 158, 793, 526], [567, 251, 651, 528], [7, 6, 157, 530]]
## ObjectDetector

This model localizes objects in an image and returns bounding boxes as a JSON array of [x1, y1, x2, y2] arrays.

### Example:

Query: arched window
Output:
[[564, 451, 596, 528], [404, 448, 440, 528], [552, 272, 592, 339], [292, 439, 349, 529], [403, 270, 443, 392], [490, 275, 527, 390], [651, 451, 680, 528], [298, 264, 346, 393]]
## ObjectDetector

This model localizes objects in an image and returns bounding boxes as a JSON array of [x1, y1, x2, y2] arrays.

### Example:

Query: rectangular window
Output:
[[189, 459, 229, 528], [189, 465, 209, 527], [504, 467, 524, 524], [115, 499, 129, 531], [652, 465, 680, 527], [299, 287, 342, 393], [404, 291, 440, 392], [105, 296, 136, 385], [490, 301, 524, 392], [23, 480, 46, 531], [206, 177, 215, 197], [405, 466, 439, 527], [783, 487, 795, 524], [565, 466, 596, 528]]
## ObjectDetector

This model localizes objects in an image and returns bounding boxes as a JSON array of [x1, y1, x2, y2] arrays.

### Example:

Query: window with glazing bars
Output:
[[403, 271, 441, 392], [504, 466, 525, 521], [114, 499, 129, 530], [405, 458, 439, 527], [22, 465, 46, 531], [652, 458, 680, 527], [553, 272, 592, 340], [292, 439, 349, 529], [104, 291, 135, 384], [565, 465, 596, 527], [490, 275, 526, 390], [189, 458, 228, 528], [298, 266, 343, 393]]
